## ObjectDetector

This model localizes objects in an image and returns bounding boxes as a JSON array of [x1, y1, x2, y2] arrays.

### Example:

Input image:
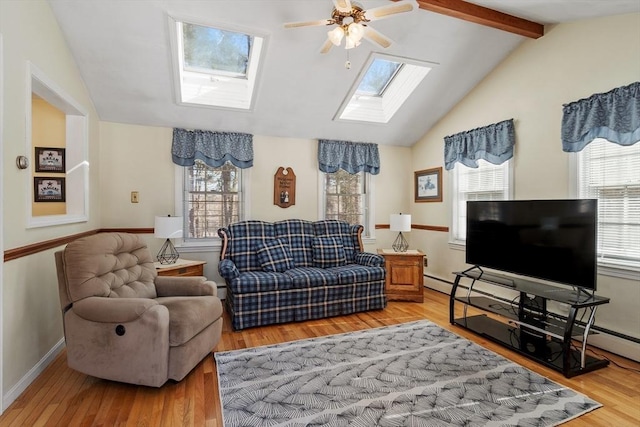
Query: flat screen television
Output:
[[466, 199, 597, 290]]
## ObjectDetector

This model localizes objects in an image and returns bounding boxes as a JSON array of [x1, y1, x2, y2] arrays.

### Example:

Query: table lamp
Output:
[[390, 213, 411, 252], [155, 215, 183, 264]]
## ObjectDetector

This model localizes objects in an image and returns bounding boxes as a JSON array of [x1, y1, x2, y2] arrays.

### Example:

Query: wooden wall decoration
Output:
[[274, 167, 296, 208]]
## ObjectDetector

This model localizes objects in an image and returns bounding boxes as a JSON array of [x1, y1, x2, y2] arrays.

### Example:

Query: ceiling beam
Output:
[[415, 0, 544, 39]]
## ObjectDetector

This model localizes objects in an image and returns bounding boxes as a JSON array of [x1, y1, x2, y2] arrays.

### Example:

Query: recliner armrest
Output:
[[155, 276, 217, 297], [72, 297, 161, 323]]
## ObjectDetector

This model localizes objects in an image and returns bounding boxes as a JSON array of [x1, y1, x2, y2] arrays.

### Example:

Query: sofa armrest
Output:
[[72, 297, 162, 323], [218, 258, 240, 280], [154, 276, 217, 297], [355, 252, 385, 267]]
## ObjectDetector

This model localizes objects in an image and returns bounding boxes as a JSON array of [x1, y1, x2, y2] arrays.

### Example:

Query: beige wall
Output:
[[1, 0, 101, 404], [411, 13, 640, 356], [98, 122, 411, 291]]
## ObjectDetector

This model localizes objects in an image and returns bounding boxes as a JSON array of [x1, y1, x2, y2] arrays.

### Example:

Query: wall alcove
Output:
[[27, 63, 89, 228]]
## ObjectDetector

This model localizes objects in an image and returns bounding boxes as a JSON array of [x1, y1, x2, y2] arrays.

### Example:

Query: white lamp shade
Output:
[[154, 216, 183, 239], [390, 214, 411, 232]]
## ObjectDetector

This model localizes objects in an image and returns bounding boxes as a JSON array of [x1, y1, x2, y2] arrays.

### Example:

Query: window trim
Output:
[[569, 144, 640, 281], [317, 170, 376, 244], [174, 164, 251, 250]]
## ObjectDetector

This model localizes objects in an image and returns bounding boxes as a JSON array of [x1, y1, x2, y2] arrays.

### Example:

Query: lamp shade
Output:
[[154, 216, 183, 239], [390, 214, 411, 232]]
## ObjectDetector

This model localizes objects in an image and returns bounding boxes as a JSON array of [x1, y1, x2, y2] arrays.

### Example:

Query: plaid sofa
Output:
[[218, 219, 387, 330]]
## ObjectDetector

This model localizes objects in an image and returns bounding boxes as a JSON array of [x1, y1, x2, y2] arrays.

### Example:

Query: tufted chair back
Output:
[[59, 233, 157, 309]]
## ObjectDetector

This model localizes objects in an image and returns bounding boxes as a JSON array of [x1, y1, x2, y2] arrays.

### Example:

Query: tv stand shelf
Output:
[[450, 269, 610, 377]]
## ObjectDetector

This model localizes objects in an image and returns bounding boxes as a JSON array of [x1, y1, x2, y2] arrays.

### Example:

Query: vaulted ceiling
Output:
[[48, 0, 640, 147]]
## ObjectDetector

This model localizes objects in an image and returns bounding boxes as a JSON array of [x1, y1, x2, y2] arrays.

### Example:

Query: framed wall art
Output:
[[35, 147, 65, 173], [414, 167, 442, 203], [34, 177, 66, 202]]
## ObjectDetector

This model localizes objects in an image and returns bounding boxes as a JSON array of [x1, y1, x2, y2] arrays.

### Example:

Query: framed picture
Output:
[[35, 147, 65, 173], [414, 167, 442, 203], [34, 177, 66, 202]]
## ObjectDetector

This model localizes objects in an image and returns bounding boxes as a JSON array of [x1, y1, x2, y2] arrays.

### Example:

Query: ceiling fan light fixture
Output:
[[344, 34, 361, 49], [328, 26, 345, 46], [347, 22, 364, 42]]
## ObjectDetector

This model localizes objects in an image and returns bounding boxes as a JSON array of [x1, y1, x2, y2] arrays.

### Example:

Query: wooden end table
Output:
[[154, 259, 206, 277], [378, 249, 426, 302]]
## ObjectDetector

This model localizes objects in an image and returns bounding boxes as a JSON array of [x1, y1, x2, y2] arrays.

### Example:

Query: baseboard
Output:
[[578, 333, 640, 363], [424, 273, 454, 294], [3, 338, 65, 411]]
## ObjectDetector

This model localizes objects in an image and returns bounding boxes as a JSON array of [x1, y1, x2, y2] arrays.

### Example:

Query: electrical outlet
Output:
[[131, 191, 139, 203], [423, 257, 428, 268]]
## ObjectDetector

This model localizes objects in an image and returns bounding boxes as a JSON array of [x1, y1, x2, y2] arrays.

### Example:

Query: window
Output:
[[169, 18, 265, 110], [321, 170, 373, 238], [356, 58, 402, 97], [181, 161, 245, 242], [450, 160, 512, 244], [576, 138, 640, 271], [336, 53, 434, 124]]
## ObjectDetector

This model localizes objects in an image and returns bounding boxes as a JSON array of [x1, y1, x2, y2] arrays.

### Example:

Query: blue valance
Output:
[[562, 82, 640, 152], [318, 139, 380, 175], [444, 119, 515, 170], [172, 128, 253, 169]]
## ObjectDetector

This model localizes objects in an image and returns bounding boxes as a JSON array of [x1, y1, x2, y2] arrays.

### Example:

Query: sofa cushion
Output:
[[326, 264, 386, 285], [221, 221, 275, 272], [274, 219, 316, 267], [256, 239, 295, 272], [229, 271, 294, 294], [313, 220, 358, 263], [312, 236, 347, 268], [284, 267, 339, 287]]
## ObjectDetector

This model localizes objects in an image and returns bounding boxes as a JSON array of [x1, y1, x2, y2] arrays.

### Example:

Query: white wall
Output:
[[411, 13, 640, 358], [0, 0, 101, 407]]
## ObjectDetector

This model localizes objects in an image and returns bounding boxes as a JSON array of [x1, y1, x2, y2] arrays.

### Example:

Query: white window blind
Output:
[[577, 138, 640, 269], [452, 160, 511, 243]]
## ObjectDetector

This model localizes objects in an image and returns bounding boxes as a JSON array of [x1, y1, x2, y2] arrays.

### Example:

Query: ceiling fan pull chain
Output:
[[345, 50, 351, 70]]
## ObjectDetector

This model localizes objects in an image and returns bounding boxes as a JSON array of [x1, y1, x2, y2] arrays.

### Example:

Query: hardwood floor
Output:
[[1, 288, 639, 426]]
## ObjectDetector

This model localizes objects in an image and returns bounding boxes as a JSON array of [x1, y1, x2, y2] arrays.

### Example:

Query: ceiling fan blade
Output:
[[320, 37, 334, 54], [363, 27, 392, 49], [333, 0, 352, 14], [364, 1, 414, 22], [284, 19, 332, 29]]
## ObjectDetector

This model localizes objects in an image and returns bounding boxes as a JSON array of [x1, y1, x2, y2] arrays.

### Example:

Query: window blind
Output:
[[452, 160, 510, 242], [578, 138, 640, 268]]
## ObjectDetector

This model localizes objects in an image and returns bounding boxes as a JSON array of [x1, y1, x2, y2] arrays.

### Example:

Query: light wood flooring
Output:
[[1, 288, 639, 426]]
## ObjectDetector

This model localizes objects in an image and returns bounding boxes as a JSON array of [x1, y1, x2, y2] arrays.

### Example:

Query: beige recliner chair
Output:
[[54, 232, 223, 387]]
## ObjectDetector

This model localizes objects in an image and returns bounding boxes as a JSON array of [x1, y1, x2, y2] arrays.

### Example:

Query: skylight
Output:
[[170, 18, 265, 110], [337, 54, 435, 124], [356, 59, 402, 97], [182, 24, 250, 77]]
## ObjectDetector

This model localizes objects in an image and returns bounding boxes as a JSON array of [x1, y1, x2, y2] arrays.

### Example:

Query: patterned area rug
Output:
[[215, 320, 601, 426]]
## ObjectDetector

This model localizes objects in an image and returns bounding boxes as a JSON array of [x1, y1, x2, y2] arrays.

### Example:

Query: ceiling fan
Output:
[[284, 0, 415, 53]]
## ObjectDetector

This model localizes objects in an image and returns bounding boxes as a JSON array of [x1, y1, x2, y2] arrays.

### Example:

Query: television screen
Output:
[[466, 199, 597, 290]]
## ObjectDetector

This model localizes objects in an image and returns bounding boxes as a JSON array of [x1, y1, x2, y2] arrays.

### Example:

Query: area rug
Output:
[[214, 320, 601, 426]]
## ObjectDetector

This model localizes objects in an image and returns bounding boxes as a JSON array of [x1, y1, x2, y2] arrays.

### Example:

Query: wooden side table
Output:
[[378, 249, 425, 302], [154, 259, 206, 277]]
